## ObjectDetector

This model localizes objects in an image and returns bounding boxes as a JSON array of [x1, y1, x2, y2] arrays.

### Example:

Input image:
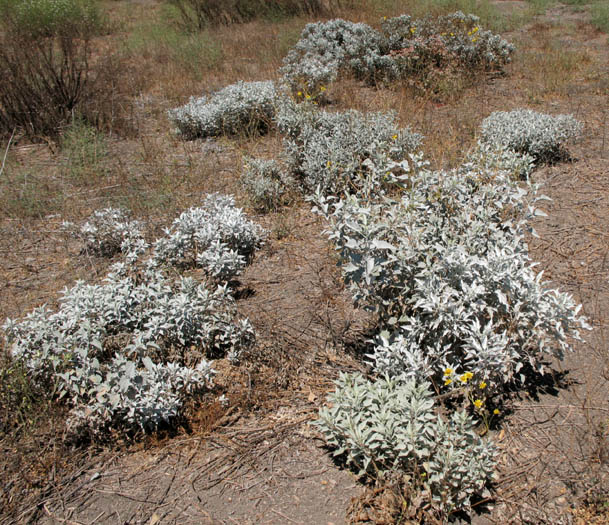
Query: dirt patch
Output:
[[39, 426, 362, 525]]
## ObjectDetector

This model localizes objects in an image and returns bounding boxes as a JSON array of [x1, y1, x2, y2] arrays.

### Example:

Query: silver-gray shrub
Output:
[[463, 141, 535, 180], [168, 80, 279, 139], [314, 156, 588, 386], [279, 13, 514, 91], [480, 109, 582, 162], [2, 266, 254, 436], [279, 19, 386, 93], [276, 99, 422, 196], [240, 157, 293, 212], [62, 207, 146, 259], [316, 373, 495, 517], [379, 11, 515, 78], [152, 193, 265, 280]]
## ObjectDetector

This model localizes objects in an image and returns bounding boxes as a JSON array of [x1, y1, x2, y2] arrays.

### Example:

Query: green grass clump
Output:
[[0, 157, 64, 219], [61, 120, 108, 183], [591, 2, 609, 33], [126, 21, 224, 80]]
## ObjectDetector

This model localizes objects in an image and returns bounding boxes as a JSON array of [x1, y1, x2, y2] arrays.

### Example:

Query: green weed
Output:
[[125, 20, 223, 81], [525, 0, 556, 15], [0, 353, 44, 435], [591, 2, 609, 33], [61, 120, 108, 183], [0, 158, 64, 219]]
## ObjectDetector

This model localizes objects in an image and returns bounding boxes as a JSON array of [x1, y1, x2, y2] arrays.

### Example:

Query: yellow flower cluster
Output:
[[468, 27, 479, 43], [459, 371, 473, 383], [441, 368, 502, 426], [443, 367, 453, 385], [297, 86, 326, 101]]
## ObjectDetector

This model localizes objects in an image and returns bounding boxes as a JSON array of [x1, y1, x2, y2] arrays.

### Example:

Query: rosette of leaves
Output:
[[279, 18, 386, 92], [480, 109, 582, 162], [316, 373, 496, 518], [152, 193, 265, 279], [276, 99, 422, 196], [314, 157, 589, 386], [168, 80, 279, 139]]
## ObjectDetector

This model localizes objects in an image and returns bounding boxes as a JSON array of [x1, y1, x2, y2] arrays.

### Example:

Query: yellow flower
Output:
[[444, 378, 452, 386], [410, 27, 416, 33], [320, 86, 326, 92], [473, 399, 483, 409], [420, 472, 426, 477], [473, 26, 479, 33], [450, 32, 454, 36], [392, 134, 398, 140], [472, 37, 478, 43], [297, 91, 302, 97], [479, 381, 487, 390], [383, 16, 387, 20], [443, 367, 453, 376], [460, 371, 474, 383], [305, 94, 311, 100], [326, 161, 332, 167], [493, 408, 500, 415]]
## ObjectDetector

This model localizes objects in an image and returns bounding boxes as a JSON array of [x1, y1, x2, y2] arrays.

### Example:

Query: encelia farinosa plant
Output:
[[241, 157, 294, 212], [314, 152, 589, 388], [279, 12, 514, 92], [480, 108, 582, 162], [280, 18, 386, 93], [313, 146, 587, 519], [2, 267, 252, 437], [168, 80, 279, 139], [316, 373, 496, 518], [62, 207, 146, 259], [3, 194, 264, 438], [152, 193, 265, 280], [276, 99, 422, 196], [378, 12, 514, 80]]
